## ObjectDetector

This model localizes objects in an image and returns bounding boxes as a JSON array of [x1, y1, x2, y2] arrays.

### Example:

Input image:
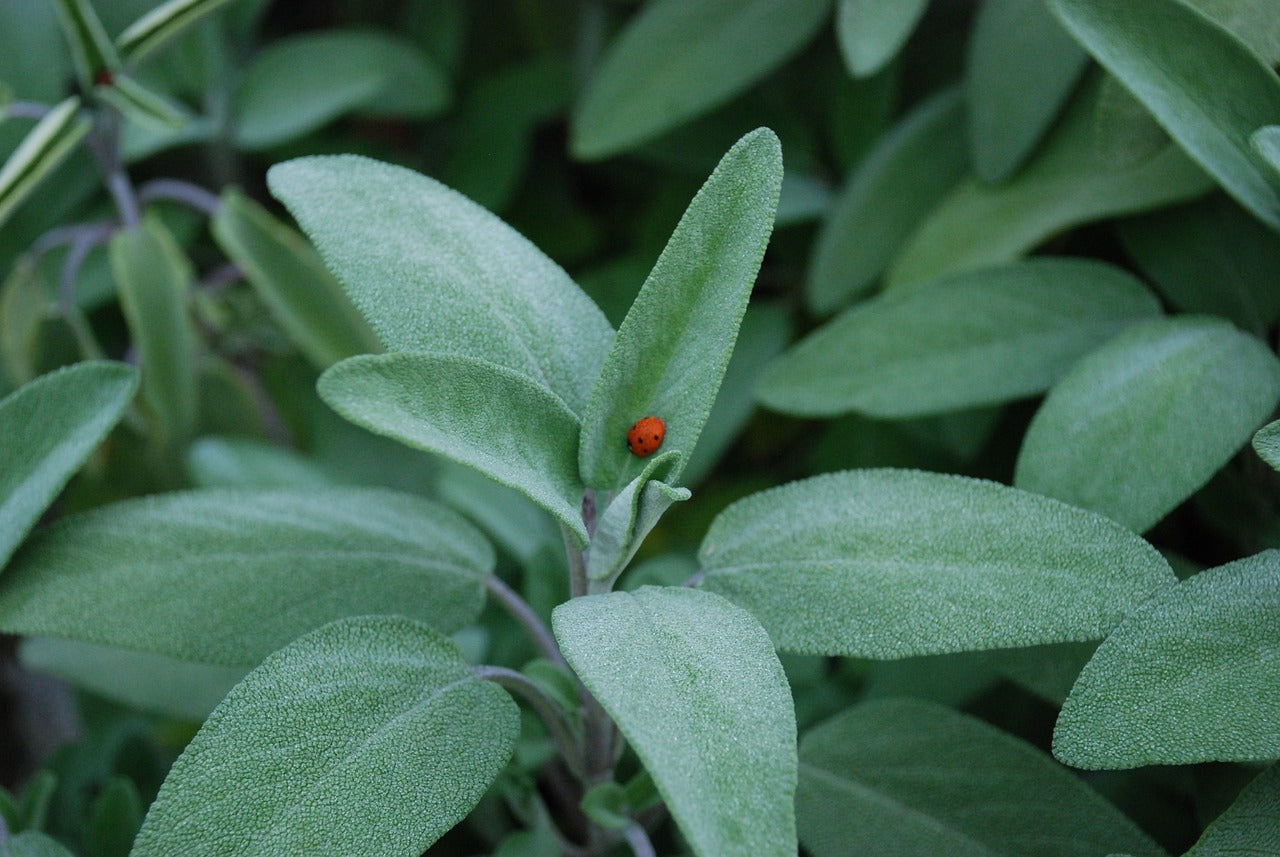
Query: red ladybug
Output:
[[627, 416, 665, 457]]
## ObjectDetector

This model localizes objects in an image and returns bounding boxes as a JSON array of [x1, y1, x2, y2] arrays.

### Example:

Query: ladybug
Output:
[[626, 416, 665, 457]]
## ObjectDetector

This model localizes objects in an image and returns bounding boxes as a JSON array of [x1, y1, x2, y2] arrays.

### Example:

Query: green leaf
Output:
[[1054, 550, 1280, 769], [797, 700, 1166, 857], [553, 586, 797, 857], [699, 469, 1176, 658], [1184, 764, 1280, 857], [578, 128, 782, 490], [318, 352, 587, 545], [85, 776, 142, 857], [268, 155, 613, 417], [1015, 316, 1280, 533], [116, 0, 236, 64], [834, 0, 928, 78], [966, 0, 1089, 182], [109, 217, 199, 448], [94, 74, 187, 130], [49, 0, 118, 89], [1253, 125, 1280, 177], [9, 832, 77, 857], [766, 259, 1160, 418], [1253, 419, 1280, 472], [186, 436, 340, 489], [0, 487, 493, 665], [0, 96, 91, 229], [571, 0, 829, 159], [586, 451, 690, 588], [233, 29, 448, 149], [807, 88, 968, 314], [888, 74, 1213, 286], [211, 188, 381, 369], [1048, 0, 1280, 229], [130, 616, 519, 856], [0, 361, 137, 571]]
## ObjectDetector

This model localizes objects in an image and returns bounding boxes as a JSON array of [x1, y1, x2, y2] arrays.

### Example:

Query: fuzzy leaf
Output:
[[319, 352, 587, 544], [1015, 316, 1280, 533], [130, 616, 519, 856], [1184, 764, 1280, 857], [578, 128, 781, 490], [797, 700, 1166, 857], [268, 155, 613, 416], [0, 362, 136, 571], [553, 586, 797, 857], [834, 0, 928, 77], [767, 259, 1160, 418], [1054, 551, 1280, 769], [0, 487, 493, 665], [0, 96, 90, 229], [699, 469, 1176, 658], [571, 0, 828, 158], [1049, 0, 1280, 229], [1252, 419, 1280, 472], [586, 451, 689, 588]]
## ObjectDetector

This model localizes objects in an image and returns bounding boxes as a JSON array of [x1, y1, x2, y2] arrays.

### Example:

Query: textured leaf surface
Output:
[[319, 352, 587, 544], [1054, 551, 1280, 769], [269, 155, 613, 416], [699, 469, 1175, 658], [1253, 419, 1280, 472], [211, 188, 380, 369], [553, 586, 797, 857], [0, 488, 493, 665], [835, 0, 928, 77], [0, 362, 136, 570], [131, 616, 519, 856], [586, 452, 689, 587], [1184, 764, 1280, 857], [578, 128, 781, 490], [807, 89, 968, 314], [966, 0, 1088, 182], [1049, 0, 1280, 228], [798, 700, 1165, 857], [766, 259, 1160, 418], [1015, 316, 1280, 533], [571, 0, 828, 158]]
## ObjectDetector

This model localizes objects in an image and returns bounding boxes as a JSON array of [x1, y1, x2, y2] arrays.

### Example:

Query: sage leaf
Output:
[[94, 74, 187, 130], [765, 259, 1160, 418], [49, 0, 117, 89], [185, 436, 341, 489], [571, 0, 829, 159], [1049, 0, 1280, 229], [9, 832, 76, 857], [319, 352, 587, 545], [0, 361, 136, 571], [1015, 316, 1280, 534], [0, 96, 91, 229], [1254, 125, 1280, 176], [0, 487, 493, 665], [1054, 551, 1280, 769], [834, 0, 928, 78], [807, 88, 968, 314], [130, 616, 519, 856], [966, 0, 1088, 182], [553, 586, 797, 857], [586, 451, 689, 588], [1184, 764, 1280, 857], [797, 700, 1166, 857], [578, 128, 781, 491], [211, 188, 380, 369], [269, 155, 613, 416], [1252, 419, 1280, 472], [116, 0, 236, 64], [699, 469, 1176, 658]]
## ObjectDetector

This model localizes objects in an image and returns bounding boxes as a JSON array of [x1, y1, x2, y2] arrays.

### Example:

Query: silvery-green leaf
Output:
[[1183, 764, 1280, 857], [185, 436, 340, 489], [835, 0, 928, 78], [586, 451, 689, 588], [1252, 419, 1280, 472]]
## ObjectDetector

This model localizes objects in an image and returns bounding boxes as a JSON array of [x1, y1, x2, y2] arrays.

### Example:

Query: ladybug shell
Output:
[[627, 416, 665, 457]]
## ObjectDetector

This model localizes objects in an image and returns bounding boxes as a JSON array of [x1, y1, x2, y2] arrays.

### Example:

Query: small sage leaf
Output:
[[9, 832, 77, 857], [0, 487, 493, 665], [319, 352, 587, 545], [1054, 550, 1280, 769], [835, 0, 929, 78], [0, 96, 91, 229], [699, 469, 1176, 658], [587, 451, 690, 588], [95, 74, 187, 130], [1252, 419, 1280, 472], [130, 616, 519, 856], [0, 361, 136, 571], [116, 0, 236, 64], [797, 700, 1166, 857], [1015, 316, 1280, 533], [185, 436, 341, 489], [579, 128, 782, 490], [1184, 764, 1280, 857], [49, 0, 117, 89], [553, 586, 797, 857]]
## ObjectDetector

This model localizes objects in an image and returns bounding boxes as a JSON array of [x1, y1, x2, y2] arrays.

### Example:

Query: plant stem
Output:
[[5, 101, 52, 120], [485, 574, 567, 668], [473, 665, 587, 779], [138, 178, 223, 216], [86, 111, 140, 228], [58, 224, 113, 360], [623, 823, 657, 857], [565, 527, 589, 598]]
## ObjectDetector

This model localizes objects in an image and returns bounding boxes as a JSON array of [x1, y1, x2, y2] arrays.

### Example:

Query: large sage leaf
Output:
[[0, 361, 136, 570], [1049, 0, 1280, 229], [319, 352, 587, 544], [130, 616, 519, 856], [553, 586, 797, 857], [0, 487, 493, 665], [764, 259, 1160, 418], [1184, 764, 1280, 857], [1054, 551, 1280, 769], [834, 0, 928, 78], [578, 128, 781, 491], [571, 0, 828, 159], [268, 155, 613, 417], [1015, 316, 1280, 534], [797, 700, 1165, 857], [699, 469, 1176, 658]]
